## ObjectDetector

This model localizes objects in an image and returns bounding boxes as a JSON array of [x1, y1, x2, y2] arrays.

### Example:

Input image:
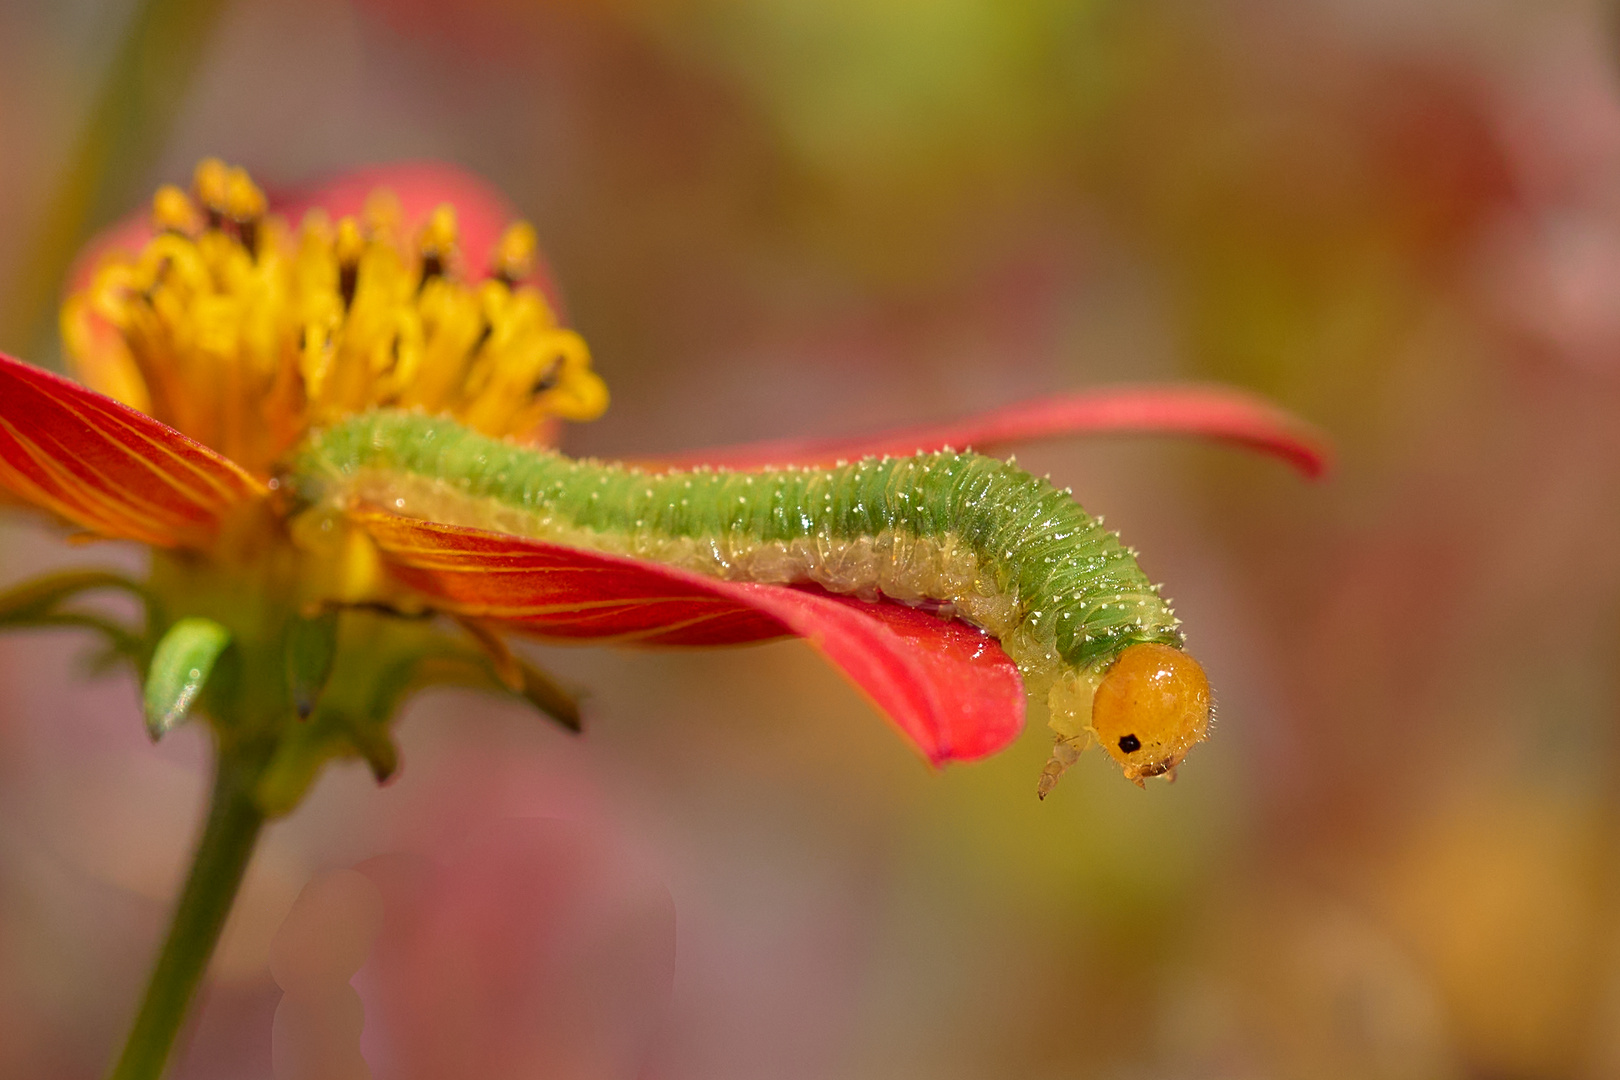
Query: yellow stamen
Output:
[[363, 188, 403, 244], [492, 222, 537, 284], [193, 158, 230, 220], [151, 185, 200, 234], [224, 167, 266, 223], [63, 160, 610, 475], [420, 205, 458, 260], [333, 216, 365, 269]]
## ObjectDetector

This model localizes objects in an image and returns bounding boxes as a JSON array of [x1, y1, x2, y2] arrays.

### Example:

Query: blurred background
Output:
[[3, 0, 1620, 1077]]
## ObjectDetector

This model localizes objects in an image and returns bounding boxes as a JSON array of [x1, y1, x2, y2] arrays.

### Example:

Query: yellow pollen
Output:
[[152, 185, 200, 234], [420, 204, 458, 260], [363, 187, 403, 242], [493, 222, 537, 284], [223, 166, 267, 224], [62, 159, 609, 475], [193, 158, 230, 218], [334, 216, 365, 267]]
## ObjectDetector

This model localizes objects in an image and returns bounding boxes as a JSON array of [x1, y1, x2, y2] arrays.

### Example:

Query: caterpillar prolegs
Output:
[[287, 411, 1211, 789]]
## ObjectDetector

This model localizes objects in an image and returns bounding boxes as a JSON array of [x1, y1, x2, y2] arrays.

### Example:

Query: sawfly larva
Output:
[[287, 410, 1211, 790]]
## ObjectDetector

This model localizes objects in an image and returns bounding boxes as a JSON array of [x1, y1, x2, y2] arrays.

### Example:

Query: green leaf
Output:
[[144, 617, 231, 739]]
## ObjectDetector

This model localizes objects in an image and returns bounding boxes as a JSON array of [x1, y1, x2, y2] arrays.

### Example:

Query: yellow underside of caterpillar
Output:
[[332, 467, 1107, 744]]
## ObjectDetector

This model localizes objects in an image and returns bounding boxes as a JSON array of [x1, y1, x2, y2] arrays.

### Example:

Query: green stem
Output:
[[106, 743, 269, 1080]]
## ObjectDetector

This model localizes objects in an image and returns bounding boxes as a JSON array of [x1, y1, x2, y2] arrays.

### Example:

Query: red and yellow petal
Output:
[[649, 383, 1332, 478], [355, 509, 1024, 765], [0, 353, 264, 547]]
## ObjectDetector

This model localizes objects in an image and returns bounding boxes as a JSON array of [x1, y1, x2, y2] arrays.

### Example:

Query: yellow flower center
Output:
[[62, 159, 608, 475]]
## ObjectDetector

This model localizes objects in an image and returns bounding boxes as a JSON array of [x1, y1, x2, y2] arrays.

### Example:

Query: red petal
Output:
[[0, 352, 265, 546], [71, 162, 563, 314], [355, 509, 1024, 765], [648, 384, 1331, 478]]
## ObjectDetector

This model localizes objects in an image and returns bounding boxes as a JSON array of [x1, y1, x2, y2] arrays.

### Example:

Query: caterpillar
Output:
[[286, 410, 1211, 789]]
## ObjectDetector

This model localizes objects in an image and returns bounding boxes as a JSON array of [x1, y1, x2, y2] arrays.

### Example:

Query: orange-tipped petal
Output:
[[0, 353, 265, 547], [649, 383, 1332, 478], [356, 510, 1024, 765]]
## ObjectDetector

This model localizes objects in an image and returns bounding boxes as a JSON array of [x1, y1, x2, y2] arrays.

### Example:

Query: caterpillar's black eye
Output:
[[1118, 734, 1141, 754]]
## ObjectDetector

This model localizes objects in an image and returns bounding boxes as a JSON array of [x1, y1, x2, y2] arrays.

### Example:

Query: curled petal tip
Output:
[[648, 382, 1333, 480]]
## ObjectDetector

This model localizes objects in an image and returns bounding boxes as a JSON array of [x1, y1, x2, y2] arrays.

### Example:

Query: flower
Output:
[[0, 158, 1325, 1077], [7, 158, 1328, 782]]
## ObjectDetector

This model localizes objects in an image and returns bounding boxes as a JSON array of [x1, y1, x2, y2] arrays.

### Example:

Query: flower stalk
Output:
[[107, 736, 274, 1080]]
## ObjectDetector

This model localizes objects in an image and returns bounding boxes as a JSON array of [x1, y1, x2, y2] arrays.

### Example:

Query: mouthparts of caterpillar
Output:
[[61, 159, 608, 476], [284, 411, 1213, 793]]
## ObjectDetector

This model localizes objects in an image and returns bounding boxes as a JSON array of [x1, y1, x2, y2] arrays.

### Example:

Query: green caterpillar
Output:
[[287, 410, 1212, 788]]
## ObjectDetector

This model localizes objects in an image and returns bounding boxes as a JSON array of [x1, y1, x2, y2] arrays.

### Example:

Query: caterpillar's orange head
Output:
[[1090, 642, 1211, 786]]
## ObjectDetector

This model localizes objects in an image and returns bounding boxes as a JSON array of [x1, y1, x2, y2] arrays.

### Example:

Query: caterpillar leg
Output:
[[1036, 734, 1088, 800]]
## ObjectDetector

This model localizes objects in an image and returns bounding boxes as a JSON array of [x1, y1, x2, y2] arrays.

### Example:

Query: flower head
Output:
[[62, 159, 606, 476]]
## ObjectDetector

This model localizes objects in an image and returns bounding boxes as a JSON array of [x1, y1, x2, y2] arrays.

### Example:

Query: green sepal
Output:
[[445, 617, 582, 733], [0, 569, 141, 622], [144, 617, 232, 739], [0, 569, 152, 662], [284, 610, 340, 718], [514, 660, 583, 733], [252, 610, 581, 817], [254, 621, 422, 815]]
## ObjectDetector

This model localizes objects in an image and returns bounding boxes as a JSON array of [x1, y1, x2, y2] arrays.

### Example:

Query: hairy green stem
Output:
[[106, 743, 269, 1080]]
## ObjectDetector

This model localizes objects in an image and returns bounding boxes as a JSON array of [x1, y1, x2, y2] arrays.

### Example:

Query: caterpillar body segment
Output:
[[286, 410, 1210, 788]]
